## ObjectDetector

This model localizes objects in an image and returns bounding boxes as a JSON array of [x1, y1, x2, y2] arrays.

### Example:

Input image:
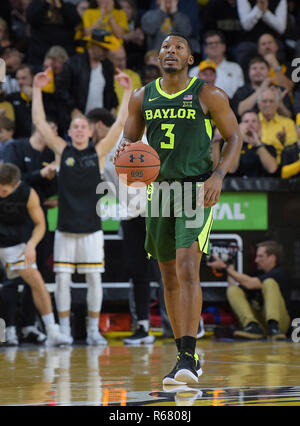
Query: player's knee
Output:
[[176, 262, 199, 286], [18, 268, 41, 288]]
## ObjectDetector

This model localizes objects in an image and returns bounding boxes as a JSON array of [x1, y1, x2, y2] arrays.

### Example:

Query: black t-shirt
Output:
[[258, 266, 291, 314], [228, 141, 277, 177]]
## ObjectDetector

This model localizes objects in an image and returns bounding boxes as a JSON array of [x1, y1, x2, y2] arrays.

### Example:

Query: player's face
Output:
[[255, 247, 274, 272], [159, 36, 194, 74], [0, 184, 16, 198], [69, 118, 92, 146]]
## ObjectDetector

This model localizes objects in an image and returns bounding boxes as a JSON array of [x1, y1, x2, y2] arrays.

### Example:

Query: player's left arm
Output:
[[95, 70, 133, 159], [21, 189, 46, 267], [199, 85, 242, 207]]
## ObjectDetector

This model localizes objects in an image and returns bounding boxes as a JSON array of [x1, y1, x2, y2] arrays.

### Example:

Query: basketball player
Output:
[[115, 33, 242, 384], [32, 68, 132, 346], [0, 163, 70, 346]]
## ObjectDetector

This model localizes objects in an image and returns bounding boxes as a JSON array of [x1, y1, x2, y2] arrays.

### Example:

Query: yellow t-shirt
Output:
[[259, 112, 298, 163], [114, 69, 142, 110], [82, 8, 128, 42]]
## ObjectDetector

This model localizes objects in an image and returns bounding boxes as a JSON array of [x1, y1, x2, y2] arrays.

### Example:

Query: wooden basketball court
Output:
[[1, 335, 300, 406]]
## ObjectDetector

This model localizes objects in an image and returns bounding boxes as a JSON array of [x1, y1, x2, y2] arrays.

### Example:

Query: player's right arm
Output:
[[114, 87, 146, 162], [32, 69, 67, 157]]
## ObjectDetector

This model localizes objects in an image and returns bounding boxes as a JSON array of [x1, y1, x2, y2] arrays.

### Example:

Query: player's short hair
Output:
[[249, 56, 270, 69], [86, 108, 115, 127], [0, 116, 15, 132], [0, 163, 21, 186], [163, 32, 193, 53], [70, 114, 90, 127], [257, 240, 283, 266]]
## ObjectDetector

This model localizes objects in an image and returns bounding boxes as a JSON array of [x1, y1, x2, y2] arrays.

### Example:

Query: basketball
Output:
[[115, 141, 160, 186]]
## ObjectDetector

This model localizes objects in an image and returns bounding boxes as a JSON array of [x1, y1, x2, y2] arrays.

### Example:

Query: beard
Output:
[[164, 66, 178, 74]]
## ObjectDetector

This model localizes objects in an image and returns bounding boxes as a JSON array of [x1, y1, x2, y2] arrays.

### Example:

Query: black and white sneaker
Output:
[[123, 325, 155, 345], [21, 326, 46, 344], [174, 352, 201, 385], [163, 353, 202, 385], [234, 322, 264, 340], [268, 321, 286, 341]]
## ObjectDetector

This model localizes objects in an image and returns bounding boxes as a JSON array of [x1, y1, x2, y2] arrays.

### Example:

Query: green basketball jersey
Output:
[[142, 77, 213, 181]]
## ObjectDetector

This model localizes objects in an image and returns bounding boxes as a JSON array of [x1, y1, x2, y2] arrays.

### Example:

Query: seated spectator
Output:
[[202, 0, 244, 61], [1, 47, 23, 95], [55, 29, 118, 130], [82, 0, 128, 48], [0, 83, 15, 122], [207, 240, 291, 341], [144, 48, 160, 68], [257, 33, 294, 92], [107, 45, 142, 109], [228, 110, 278, 176], [281, 112, 300, 179], [0, 117, 15, 161], [258, 87, 298, 162], [231, 56, 293, 119], [120, 0, 146, 72], [141, 0, 193, 52], [26, 0, 81, 66], [43, 45, 69, 78], [141, 64, 161, 86], [197, 59, 217, 86], [189, 30, 244, 99], [236, 0, 288, 71], [7, 63, 58, 138], [0, 17, 11, 50]]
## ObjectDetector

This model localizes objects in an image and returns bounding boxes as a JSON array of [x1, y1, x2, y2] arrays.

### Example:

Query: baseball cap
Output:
[[199, 59, 217, 72], [83, 29, 121, 51]]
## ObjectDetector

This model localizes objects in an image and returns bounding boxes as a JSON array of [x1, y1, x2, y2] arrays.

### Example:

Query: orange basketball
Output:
[[115, 141, 160, 186]]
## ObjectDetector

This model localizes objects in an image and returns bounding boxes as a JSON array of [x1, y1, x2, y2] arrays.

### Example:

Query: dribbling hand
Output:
[[113, 140, 132, 164]]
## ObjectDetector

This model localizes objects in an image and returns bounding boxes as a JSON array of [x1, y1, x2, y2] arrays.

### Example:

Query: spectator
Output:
[[257, 33, 294, 92], [6, 64, 58, 138], [1, 47, 23, 95], [74, 0, 93, 53], [190, 30, 244, 99], [258, 87, 298, 162], [120, 0, 146, 72], [144, 48, 160, 68], [228, 110, 278, 176], [231, 56, 293, 119], [82, 0, 128, 47], [0, 17, 11, 50], [26, 0, 81, 66], [236, 0, 288, 70], [2, 119, 58, 347], [0, 117, 15, 161], [197, 59, 217, 86], [43, 45, 69, 77], [10, 0, 31, 52], [0, 83, 15, 122], [202, 0, 244, 60], [141, 0, 193, 52], [107, 45, 142, 108], [55, 29, 118, 130], [207, 240, 291, 341], [141, 63, 161, 86], [281, 112, 300, 179]]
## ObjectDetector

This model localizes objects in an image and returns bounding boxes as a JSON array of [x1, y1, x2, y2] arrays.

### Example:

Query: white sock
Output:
[[88, 316, 99, 332], [138, 320, 149, 332], [59, 316, 70, 328], [42, 313, 55, 331]]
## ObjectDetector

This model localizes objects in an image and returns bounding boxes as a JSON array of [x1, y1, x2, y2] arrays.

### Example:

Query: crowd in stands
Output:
[[0, 0, 299, 179], [0, 0, 298, 345]]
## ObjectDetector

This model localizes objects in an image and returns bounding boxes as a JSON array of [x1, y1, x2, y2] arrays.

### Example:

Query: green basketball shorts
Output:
[[145, 175, 213, 262]]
